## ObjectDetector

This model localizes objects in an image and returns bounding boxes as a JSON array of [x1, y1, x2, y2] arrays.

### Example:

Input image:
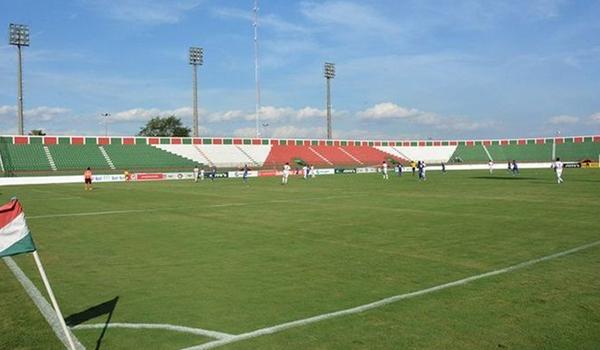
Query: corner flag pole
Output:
[[32, 251, 77, 350]]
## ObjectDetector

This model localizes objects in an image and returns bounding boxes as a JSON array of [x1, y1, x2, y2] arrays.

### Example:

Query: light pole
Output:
[[189, 47, 203, 137], [102, 113, 111, 136], [324, 62, 335, 140], [9, 23, 30, 135], [552, 130, 560, 160], [253, 0, 261, 137]]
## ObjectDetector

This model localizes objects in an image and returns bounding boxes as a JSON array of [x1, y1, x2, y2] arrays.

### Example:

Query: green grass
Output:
[[1, 169, 599, 350]]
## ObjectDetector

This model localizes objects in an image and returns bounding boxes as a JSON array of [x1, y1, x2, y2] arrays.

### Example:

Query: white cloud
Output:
[[357, 102, 495, 133], [0, 105, 69, 121], [588, 113, 600, 124], [111, 107, 194, 122], [90, 0, 203, 24], [357, 102, 439, 124], [249, 106, 295, 121], [270, 126, 325, 138], [549, 115, 579, 125], [208, 110, 245, 122], [300, 1, 399, 35], [296, 107, 326, 119]]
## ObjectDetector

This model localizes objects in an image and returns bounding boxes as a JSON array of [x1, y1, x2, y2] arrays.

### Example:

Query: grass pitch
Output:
[[1, 169, 599, 350]]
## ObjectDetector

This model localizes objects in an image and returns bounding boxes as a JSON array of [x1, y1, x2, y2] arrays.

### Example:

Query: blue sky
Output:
[[1, 0, 599, 139]]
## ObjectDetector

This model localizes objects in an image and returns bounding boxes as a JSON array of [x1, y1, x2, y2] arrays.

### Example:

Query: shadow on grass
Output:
[[65, 296, 119, 350], [470, 176, 537, 180]]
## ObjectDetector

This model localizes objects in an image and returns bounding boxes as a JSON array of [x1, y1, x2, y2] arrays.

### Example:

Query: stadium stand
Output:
[[104, 145, 196, 169], [1, 135, 598, 174], [48, 145, 110, 170], [236, 145, 272, 166], [0, 144, 52, 171], [195, 145, 255, 168], [310, 146, 361, 165], [263, 145, 331, 167], [556, 142, 600, 161], [377, 146, 457, 163], [449, 145, 489, 163], [341, 145, 405, 165], [486, 143, 552, 162], [153, 145, 210, 165]]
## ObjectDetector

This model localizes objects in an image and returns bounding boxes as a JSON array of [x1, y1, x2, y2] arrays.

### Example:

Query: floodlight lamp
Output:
[[9, 23, 30, 46], [324, 62, 335, 79], [189, 47, 204, 65]]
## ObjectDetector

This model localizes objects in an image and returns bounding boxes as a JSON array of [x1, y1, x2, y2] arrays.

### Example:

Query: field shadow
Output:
[[470, 176, 537, 180], [65, 296, 119, 350]]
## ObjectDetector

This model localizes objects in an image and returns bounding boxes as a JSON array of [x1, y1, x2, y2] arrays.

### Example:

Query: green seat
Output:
[[103, 145, 196, 170], [48, 145, 110, 170], [0, 144, 52, 171]]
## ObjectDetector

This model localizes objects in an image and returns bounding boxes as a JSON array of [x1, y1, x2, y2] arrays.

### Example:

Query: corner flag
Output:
[[0, 198, 36, 258], [0, 198, 77, 350]]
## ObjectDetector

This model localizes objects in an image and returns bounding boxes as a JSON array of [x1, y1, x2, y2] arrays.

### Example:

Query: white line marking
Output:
[[72, 323, 234, 340], [182, 240, 600, 350], [3, 257, 86, 350], [25, 194, 367, 220]]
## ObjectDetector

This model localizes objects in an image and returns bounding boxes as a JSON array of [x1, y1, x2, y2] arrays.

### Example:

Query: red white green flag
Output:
[[0, 199, 36, 258]]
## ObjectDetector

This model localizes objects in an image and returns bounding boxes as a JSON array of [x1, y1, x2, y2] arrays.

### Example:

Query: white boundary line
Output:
[[3, 257, 86, 350], [25, 194, 367, 220], [72, 323, 233, 340], [182, 240, 600, 350]]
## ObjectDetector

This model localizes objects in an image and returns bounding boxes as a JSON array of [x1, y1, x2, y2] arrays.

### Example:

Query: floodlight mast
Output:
[[253, 0, 261, 137], [324, 62, 335, 140], [9, 23, 30, 135], [102, 113, 111, 136], [189, 47, 203, 137]]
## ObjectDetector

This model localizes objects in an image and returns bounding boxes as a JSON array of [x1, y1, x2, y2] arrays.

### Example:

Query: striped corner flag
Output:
[[0, 198, 36, 258]]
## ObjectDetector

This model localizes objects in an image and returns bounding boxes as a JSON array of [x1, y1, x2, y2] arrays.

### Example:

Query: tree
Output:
[[137, 116, 191, 137], [29, 129, 46, 136]]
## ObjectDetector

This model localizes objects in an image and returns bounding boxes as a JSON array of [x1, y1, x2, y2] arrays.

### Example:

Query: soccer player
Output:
[[552, 157, 564, 184], [512, 160, 519, 176], [200, 168, 205, 181], [488, 160, 494, 174], [124, 169, 131, 182], [193, 165, 199, 182], [310, 165, 316, 178], [84, 167, 93, 191], [411, 161, 416, 176], [507, 161, 512, 173], [382, 161, 389, 180], [211, 166, 217, 181], [397, 163, 403, 176], [282, 162, 291, 184], [418, 161, 427, 181], [242, 164, 249, 184], [441, 162, 446, 174], [302, 165, 308, 179]]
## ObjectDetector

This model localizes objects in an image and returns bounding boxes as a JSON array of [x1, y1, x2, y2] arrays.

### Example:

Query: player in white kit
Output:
[[488, 160, 494, 174], [382, 161, 389, 180], [552, 157, 564, 184], [282, 162, 291, 184], [193, 165, 199, 182]]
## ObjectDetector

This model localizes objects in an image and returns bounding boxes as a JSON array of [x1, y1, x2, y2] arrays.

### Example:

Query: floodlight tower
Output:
[[552, 130, 560, 160], [189, 47, 203, 137], [253, 0, 261, 137], [324, 62, 335, 140], [9, 24, 30, 135], [101, 113, 111, 136]]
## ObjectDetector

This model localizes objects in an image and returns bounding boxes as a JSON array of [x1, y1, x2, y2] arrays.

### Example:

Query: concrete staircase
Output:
[[43, 146, 57, 171], [235, 145, 260, 167], [99, 146, 116, 169]]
